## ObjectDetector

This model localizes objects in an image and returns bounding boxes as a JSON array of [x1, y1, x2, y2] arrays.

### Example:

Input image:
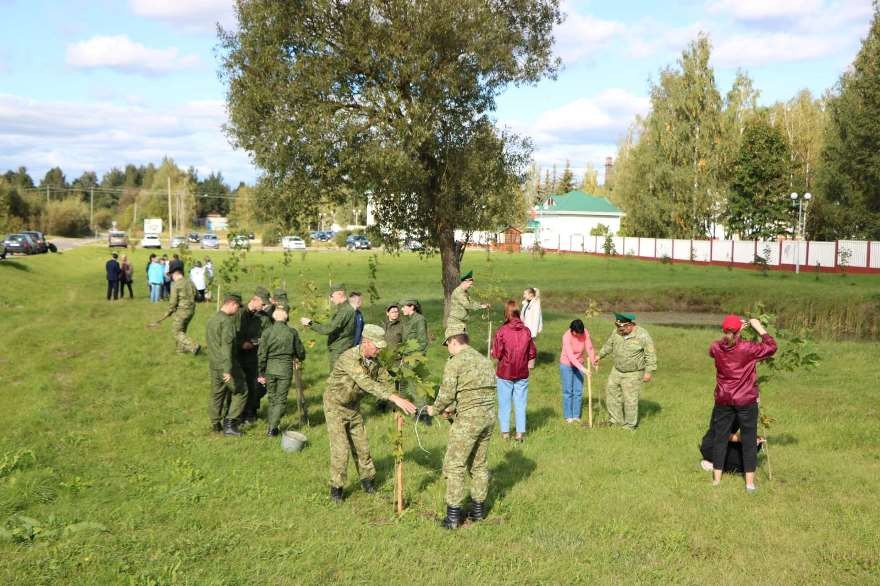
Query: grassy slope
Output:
[[0, 248, 878, 584]]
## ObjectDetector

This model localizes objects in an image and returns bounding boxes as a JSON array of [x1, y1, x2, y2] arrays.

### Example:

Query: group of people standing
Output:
[[104, 253, 134, 300]]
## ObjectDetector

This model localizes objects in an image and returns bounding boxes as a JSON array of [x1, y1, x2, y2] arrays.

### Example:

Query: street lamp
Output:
[[790, 192, 812, 274]]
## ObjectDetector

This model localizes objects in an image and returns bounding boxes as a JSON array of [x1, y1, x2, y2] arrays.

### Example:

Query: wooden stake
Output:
[[486, 320, 493, 359], [216, 284, 221, 311], [395, 413, 404, 515], [763, 439, 772, 481], [587, 370, 593, 428], [294, 363, 308, 427]]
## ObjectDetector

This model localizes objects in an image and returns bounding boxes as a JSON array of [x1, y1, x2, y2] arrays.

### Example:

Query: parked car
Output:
[[346, 234, 371, 251], [229, 234, 251, 250], [187, 232, 200, 243], [140, 233, 162, 249], [171, 235, 186, 248], [108, 230, 129, 248], [0, 242, 5, 260], [403, 238, 423, 251], [21, 230, 48, 253], [3, 233, 35, 255], [282, 236, 307, 251], [201, 233, 220, 249]]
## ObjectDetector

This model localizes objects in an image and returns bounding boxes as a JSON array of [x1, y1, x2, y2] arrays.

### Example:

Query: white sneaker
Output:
[[700, 460, 713, 472]]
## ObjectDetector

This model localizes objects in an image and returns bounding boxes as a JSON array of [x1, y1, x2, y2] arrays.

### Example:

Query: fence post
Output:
[[778, 240, 783, 270], [754, 240, 758, 262], [654, 238, 657, 259], [622, 236, 626, 255], [731, 240, 735, 265], [671, 239, 675, 263], [868, 241, 873, 269], [637, 237, 641, 257], [805, 240, 811, 269], [709, 238, 713, 263], [834, 240, 839, 271], [690, 238, 693, 262]]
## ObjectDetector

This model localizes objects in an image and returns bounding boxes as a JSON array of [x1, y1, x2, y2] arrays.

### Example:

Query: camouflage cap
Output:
[[385, 302, 400, 311], [224, 291, 243, 305], [255, 286, 271, 305], [361, 324, 387, 349], [329, 283, 346, 294], [442, 323, 467, 345]]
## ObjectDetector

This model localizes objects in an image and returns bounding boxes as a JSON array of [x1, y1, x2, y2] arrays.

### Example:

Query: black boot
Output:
[[223, 418, 242, 436], [469, 501, 485, 522], [361, 478, 376, 494], [267, 426, 280, 437], [330, 486, 344, 503], [211, 421, 222, 433], [441, 505, 463, 530]]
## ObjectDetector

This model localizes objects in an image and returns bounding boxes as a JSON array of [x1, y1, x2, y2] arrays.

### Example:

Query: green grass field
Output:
[[1, 247, 878, 584]]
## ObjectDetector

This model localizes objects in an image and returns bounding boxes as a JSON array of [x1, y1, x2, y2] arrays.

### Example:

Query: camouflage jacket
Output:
[[164, 278, 196, 319], [599, 325, 657, 373], [447, 284, 482, 325], [402, 312, 428, 354], [311, 302, 356, 355], [382, 318, 404, 349], [205, 311, 239, 373], [432, 345, 496, 417], [258, 321, 306, 378], [324, 346, 394, 408]]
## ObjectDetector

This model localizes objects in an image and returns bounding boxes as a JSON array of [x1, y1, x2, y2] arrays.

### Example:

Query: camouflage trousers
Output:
[[323, 397, 375, 488], [172, 313, 198, 353], [209, 366, 247, 425], [443, 412, 495, 507], [265, 374, 291, 429], [605, 368, 643, 430]]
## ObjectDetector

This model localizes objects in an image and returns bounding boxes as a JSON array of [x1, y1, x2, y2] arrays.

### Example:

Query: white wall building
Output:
[[533, 190, 624, 242]]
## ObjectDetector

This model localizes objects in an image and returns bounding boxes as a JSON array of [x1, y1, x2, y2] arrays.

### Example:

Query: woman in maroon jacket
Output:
[[492, 300, 537, 442], [708, 315, 777, 493]]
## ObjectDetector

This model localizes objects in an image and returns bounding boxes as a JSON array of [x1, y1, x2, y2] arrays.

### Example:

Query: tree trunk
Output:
[[438, 226, 461, 327]]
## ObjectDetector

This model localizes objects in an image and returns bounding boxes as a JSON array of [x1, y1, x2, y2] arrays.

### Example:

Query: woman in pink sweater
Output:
[[559, 319, 597, 422]]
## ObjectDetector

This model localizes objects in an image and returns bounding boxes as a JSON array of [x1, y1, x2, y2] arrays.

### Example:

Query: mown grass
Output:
[[0, 246, 878, 584]]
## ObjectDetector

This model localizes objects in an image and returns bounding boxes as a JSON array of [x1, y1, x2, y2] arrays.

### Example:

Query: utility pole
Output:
[[133, 200, 138, 235], [90, 187, 95, 239], [167, 177, 173, 246]]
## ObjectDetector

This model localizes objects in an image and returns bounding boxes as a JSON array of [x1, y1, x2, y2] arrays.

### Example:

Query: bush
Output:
[[94, 209, 114, 230], [47, 198, 89, 237], [262, 227, 282, 247], [334, 230, 352, 248]]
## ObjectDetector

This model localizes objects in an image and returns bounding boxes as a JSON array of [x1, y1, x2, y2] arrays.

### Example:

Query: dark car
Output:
[[346, 234, 371, 251], [187, 232, 200, 243], [21, 230, 48, 253], [3, 233, 35, 255]]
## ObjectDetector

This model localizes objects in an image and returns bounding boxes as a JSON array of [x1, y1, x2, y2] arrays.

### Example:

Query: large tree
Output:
[[725, 116, 791, 240], [219, 0, 560, 310], [810, 2, 880, 239]]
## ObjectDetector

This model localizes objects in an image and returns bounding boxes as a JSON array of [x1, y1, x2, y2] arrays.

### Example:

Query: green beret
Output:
[[329, 283, 346, 294], [255, 286, 270, 304], [442, 323, 467, 345], [460, 270, 473, 282], [361, 324, 387, 349], [224, 291, 243, 305], [614, 312, 636, 324]]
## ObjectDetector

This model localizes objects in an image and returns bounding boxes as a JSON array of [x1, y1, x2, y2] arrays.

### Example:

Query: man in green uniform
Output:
[[300, 283, 356, 369], [324, 325, 417, 503], [446, 271, 489, 331], [153, 264, 200, 354], [426, 324, 496, 529], [205, 292, 247, 436], [255, 286, 275, 332], [271, 287, 289, 310], [238, 292, 266, 424], [401, 299, 428, 353], [382, 303, 404, 349], [257, 307, 306, 436], [597, 312, 657, 430]]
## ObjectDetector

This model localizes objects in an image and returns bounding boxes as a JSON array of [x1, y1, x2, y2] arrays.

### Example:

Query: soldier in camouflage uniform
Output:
[[323, 325, 416, 503], [205, 292, 247, 436], [157, 264, 200, 354], [446, 271, 489, 331], [401, 299, 428, 353], [257, 307, 306, 436], [382, 303, 404, 349], [237, 292, 266, 424], [426, 324, 496, 529], [597, 312, 657, 430], [300, 283, 356, 369]]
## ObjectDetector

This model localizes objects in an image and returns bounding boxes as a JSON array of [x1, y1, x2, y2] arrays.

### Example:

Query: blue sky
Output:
[[0, 0, 874, 186]]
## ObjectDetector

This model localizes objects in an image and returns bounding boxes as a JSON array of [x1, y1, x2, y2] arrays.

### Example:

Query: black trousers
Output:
[[107, 280, 119, 300], [121, 280, 133, 298], [711, 402, 759, 473]]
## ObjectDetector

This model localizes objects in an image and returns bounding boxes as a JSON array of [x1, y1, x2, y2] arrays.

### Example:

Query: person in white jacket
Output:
[[190, 262, 207, 302], [521, 287, 543, 339]]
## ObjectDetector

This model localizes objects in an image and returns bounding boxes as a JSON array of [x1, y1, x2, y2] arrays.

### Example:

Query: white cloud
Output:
[[555, 7, 626, 64], [708, 0, 824, 22], [713, 32, 842, 66], [529, 89, 649, 144], [66, 35, 201, 75], [626, 21, 708, 59], [0, 94, 255, 185], [130, 0, 236, 32]]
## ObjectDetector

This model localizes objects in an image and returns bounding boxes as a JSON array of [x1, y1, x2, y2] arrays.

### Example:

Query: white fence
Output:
[[527, 232, 880, 272]]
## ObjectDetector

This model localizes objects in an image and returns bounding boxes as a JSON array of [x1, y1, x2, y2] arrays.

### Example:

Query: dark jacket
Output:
[[491, 318, 537, 381], [709, 334, 777, 406], [105, 259, 121, 281], [353, 309, 365, 346]]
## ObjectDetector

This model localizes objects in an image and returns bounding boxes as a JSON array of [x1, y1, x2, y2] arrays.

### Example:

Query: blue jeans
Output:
[[560, 364, 584, 419], [497, 378, 529, 434], [150, 283, 162, 303]]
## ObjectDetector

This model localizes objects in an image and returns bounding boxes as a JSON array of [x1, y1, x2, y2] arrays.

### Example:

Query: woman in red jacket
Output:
[[492, 300, 537, 442], [708, 315, 777, 493]]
